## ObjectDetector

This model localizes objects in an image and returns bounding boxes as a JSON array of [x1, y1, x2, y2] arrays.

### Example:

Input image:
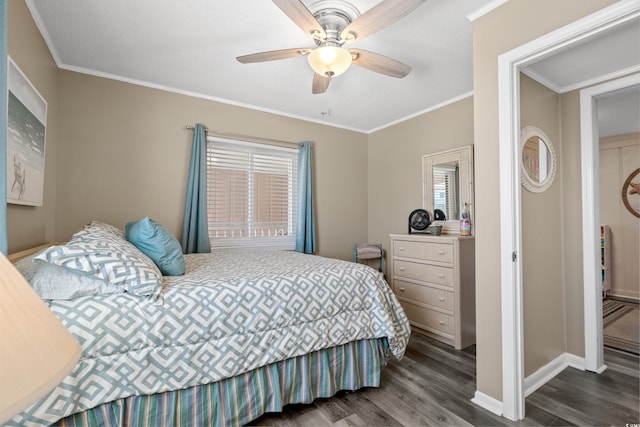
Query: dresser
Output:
[[389, 234, 475, 349]]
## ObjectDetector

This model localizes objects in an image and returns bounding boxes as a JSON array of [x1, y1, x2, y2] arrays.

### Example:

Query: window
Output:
[[206, 138, 298, 250], [432, 165, 459, 220]]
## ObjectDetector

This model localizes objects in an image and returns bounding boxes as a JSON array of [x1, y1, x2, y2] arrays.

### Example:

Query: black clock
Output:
[[408, 209, 432, 234]]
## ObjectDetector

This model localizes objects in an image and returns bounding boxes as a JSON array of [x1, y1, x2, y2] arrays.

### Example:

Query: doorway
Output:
[[497, 2, 640, 421], [580, 75, 640, 370]]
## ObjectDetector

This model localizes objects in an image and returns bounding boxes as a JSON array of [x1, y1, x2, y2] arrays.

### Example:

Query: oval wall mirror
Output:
[[520, 126, 557, 193]]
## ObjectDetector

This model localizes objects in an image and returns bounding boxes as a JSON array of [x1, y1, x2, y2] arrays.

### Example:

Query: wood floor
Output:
[[249, 333, 640, 426]]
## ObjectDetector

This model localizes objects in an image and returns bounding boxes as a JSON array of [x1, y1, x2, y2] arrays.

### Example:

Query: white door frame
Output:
[[580, 73, 640, 372], [497, 1, 640, 421]]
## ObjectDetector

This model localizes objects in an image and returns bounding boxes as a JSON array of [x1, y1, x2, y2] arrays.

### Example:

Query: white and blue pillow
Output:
[[82, 220, 126, 239], [34, 222, 162, 298]]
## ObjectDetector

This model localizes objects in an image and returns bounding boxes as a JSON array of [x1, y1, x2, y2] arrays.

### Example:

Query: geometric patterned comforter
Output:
[[12, 250, 410, 426]]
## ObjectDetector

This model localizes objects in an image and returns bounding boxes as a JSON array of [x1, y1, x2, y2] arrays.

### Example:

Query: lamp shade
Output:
[[0, 253, 81, 423], [307, 46, 352, 77]]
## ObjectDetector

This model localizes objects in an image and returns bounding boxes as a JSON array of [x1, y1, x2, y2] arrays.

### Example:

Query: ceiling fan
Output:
[[236, 0, 427, 94]]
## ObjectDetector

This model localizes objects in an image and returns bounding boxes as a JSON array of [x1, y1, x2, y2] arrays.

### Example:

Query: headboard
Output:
[[7, 243, 54, 263]]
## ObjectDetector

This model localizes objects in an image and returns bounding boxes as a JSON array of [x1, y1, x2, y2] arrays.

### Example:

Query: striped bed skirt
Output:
[[55, 338, 390, 427]]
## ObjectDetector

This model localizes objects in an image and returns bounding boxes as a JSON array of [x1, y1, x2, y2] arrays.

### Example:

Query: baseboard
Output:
[[607, 294, 640, 303], [564, 353, 586, 371], [592, 363, 608, 374], [472, 353, 597, 416], [471, 391, 503, 416], [524, 352, 586, 397]]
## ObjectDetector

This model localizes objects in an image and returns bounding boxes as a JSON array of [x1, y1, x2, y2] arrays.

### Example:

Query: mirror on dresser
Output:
[[422, 145, 474, 235]]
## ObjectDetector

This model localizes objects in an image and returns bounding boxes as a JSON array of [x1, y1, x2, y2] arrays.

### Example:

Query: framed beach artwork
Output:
[[7, 56, 47, 206]]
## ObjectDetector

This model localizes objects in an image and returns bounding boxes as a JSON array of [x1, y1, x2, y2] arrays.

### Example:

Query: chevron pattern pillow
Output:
[[34, 223, 162, 297]]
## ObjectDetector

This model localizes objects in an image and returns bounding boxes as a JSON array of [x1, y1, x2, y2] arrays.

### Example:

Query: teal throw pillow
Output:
[[126, 217, 185, 276]]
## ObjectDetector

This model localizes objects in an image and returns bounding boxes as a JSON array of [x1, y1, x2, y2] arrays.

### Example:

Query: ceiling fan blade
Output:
[[312, 73, 331, 94], [236, 48, 310, 64], [340, 0, 427, 42], [273, 0, 326, 40], [350, 49, 411, 78]]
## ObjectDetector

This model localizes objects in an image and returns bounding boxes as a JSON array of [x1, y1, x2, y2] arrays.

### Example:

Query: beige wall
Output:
[[6, 0, 59, 253], [520, 74, 565, 376], [55, 71, 369, 261], [600, 133, 640, 299], [558, 88, 586, 356], [472, 0, 616, 400], [367, 96, 474, 272]]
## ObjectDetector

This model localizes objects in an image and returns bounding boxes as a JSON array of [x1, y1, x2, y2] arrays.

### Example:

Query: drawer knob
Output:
[[399, 267, 406, 271], [438, 297, 445, 302], [399, 247, 405, 251], [437, 274, 445, 278], [399, 287, 406, 292], [439, 320, 446, 325], [437, 250, 445, 255]]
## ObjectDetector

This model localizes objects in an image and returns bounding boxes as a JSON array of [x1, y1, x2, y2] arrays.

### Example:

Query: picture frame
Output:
[[7, 56, 47, 206]]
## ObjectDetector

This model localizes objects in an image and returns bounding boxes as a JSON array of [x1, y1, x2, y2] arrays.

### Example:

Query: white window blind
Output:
[[433, 166, 459, 220], [206, 137, 298, 250]]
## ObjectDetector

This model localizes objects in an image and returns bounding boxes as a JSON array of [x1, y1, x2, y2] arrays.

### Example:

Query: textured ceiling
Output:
[[26, 0, 495, 133], [25, 1, 640, 133]]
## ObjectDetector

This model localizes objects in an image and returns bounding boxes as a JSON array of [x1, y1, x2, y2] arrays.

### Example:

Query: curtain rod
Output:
[[185, 125, 299, 149]]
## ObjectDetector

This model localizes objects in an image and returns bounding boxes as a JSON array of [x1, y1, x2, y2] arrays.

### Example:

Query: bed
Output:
[[9, 221, 410, 426]]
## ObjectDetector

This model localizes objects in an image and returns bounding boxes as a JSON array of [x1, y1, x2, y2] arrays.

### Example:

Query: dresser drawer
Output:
[[424, 243, 454, 264], [394, 279, 454, 312], [393, 260, 453, 287], [393, 240, 427, 259], [393, 240, 454, 264], [400, 300, 455, 335]]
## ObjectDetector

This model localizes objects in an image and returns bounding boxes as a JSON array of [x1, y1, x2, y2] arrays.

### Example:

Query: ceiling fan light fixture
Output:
[[307, 46, 352, 77]]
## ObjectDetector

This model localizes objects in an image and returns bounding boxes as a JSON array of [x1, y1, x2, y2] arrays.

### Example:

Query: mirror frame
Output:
[[520, 126, 557, 193], [422, 145, 474, 235]]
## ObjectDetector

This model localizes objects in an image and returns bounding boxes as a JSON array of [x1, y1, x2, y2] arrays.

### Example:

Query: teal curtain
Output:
[[181, 124, 211, 253], [0, 0, 8, 255], [295, 141, 316, 254]]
